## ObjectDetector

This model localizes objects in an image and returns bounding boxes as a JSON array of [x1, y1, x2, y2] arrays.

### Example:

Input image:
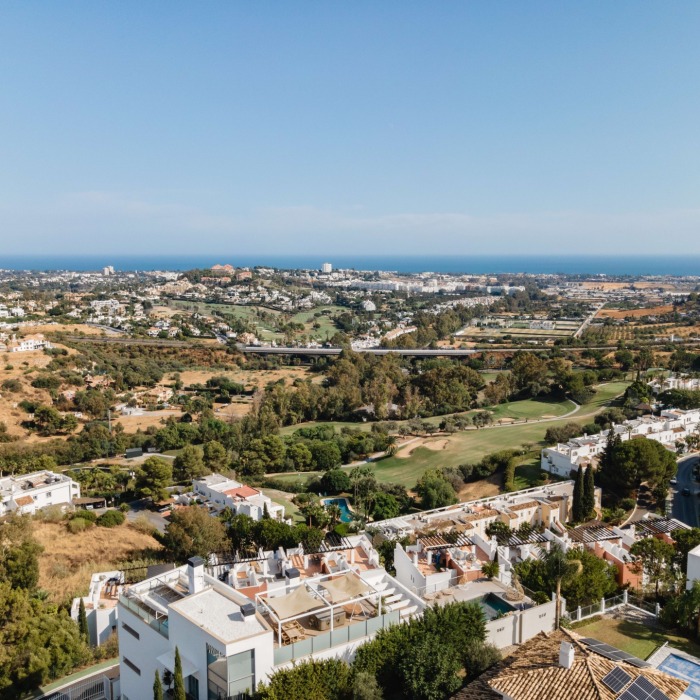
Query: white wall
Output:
[[687, 545, 700, 590]]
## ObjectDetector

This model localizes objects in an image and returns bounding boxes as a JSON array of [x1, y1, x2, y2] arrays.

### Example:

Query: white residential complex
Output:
[[185, 473, 285, 521], [0, 470, 80, 516], [116, 481, 593, 699], [541, 408, 700, 477], [649, 373, 700, 393]]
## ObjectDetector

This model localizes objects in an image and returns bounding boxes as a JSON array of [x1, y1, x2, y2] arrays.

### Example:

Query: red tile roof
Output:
[[225, 486, 259, 499]]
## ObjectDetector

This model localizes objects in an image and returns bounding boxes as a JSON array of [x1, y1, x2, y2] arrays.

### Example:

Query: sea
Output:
[[0, 254, 699, 276]]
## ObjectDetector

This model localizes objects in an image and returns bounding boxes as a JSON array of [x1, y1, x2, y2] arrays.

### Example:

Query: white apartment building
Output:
[[650, 373, 700, 393], [541, 408, 700, 477], [7, 336, 53, 353], [118, 551, 422, 700], [0, 470, 81, 516], [321, 262, 333, 273], [189, 473, 285, 521]]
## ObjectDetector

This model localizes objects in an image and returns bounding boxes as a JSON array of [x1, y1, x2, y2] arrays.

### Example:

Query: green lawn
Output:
[[260, 488, 305, 522], [361, 381, 629, 487], [571, 616, 700, 660], [275, 381, 629, 490]]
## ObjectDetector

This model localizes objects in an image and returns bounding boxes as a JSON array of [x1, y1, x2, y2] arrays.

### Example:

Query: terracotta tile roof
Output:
[[451, 629, 688, 700], [509, 500, 539, 511], [14, 495, 34, 507], [224, 486, 259, 499]]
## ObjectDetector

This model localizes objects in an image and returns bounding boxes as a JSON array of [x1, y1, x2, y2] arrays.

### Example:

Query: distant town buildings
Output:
[[321, 262, 333, 273]]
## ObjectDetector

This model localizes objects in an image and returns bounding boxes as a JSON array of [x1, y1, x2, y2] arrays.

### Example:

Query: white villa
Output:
[[541, 408, 700, 477], [185, 473, 285, 521], [0, 470, 80, 517]]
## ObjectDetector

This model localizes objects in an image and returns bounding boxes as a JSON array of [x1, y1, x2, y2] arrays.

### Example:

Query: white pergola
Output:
[[255, 570, 384, 643]]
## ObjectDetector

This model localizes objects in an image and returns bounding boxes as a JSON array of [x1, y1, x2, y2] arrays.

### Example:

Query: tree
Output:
[[599, 437, 677, 499], [309, 440, 342, 471], [543, 545, 581, 628], [258, 657, 352, 700], [78, 598, 89, 644], [320, 469, 351, 494], [630, 537, 675, 599], [202, 441, 227, 472], [572, 467, 585, 522], [153, 669, 163, 700], [173, 647, 186, 700], [583, 465, 596, 519], [511, 353, 550, 397], [287, 442, 314, 471], [480, 560, 500, 580], [173, 444, 208, 481], [352, 670, 383, 700], [372, 493, 400, 521], [0, 582, 89, 697], [135, 456, 173, 502], [415, 470, 457, 510], [398, 635, 462, 700], [162, 506, 228, 561], [0, 514, 43, 590]]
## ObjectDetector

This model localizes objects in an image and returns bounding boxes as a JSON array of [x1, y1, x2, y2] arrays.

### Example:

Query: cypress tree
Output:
[[572, 467, 584, 522], [173, 647, 186, 700], [583, 465, 596, 519], [78, 597, 89, 644], [153, 670, 163, 700]]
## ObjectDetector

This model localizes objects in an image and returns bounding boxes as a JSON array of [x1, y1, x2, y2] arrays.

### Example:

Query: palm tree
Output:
[[543, 545, 582, 628]]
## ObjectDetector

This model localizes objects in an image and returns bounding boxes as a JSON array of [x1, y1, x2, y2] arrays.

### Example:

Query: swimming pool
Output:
[[474, 593, 516, 620], [322, 497, 354, 523], [658, 654, 700, 700]]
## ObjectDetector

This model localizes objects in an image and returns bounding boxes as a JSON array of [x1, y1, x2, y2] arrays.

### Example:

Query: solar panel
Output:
[[601, 667, 632, 693], [617, 676, 671, 700]]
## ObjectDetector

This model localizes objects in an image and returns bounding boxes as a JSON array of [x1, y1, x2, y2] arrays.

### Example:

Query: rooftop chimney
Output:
[[559, 641, 574, 669], [187, 556, 205, 595]]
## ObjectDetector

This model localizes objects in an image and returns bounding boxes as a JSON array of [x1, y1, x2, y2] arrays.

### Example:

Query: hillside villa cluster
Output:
[[47, 474, 698, 700], [541, 407, 700, 477]]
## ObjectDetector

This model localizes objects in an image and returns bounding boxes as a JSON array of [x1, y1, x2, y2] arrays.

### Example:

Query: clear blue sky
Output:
[[1, 2, 699, 256]]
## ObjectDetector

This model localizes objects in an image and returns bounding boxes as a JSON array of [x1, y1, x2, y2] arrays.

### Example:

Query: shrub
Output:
[[1, 379, 22, 393], [72, 509, 98, 523], [130, 515, 157, 535], [620, 497, 636, 511], [36, 504, 67, 523], [67, 518, 90, 534], [96, 510, 126, 528], [119, 503, 131, 513]]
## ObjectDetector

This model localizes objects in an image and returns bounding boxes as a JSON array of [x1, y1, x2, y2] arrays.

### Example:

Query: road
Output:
[[672, 454, 700, 527], [574, 302, 605, 339]]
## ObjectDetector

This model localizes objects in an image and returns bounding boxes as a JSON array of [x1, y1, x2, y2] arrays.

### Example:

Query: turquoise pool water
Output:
[[658, 654, 700, 700], [475, 593, 516, 620], [323, 497, 353, 523]]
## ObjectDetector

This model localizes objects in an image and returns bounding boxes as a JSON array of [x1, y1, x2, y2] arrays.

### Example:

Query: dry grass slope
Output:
[[34, 520, 162, 604]]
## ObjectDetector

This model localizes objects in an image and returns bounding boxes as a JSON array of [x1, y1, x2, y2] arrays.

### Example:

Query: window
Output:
[[123, 657, 141, 676], [121, 622, 140, 639], [207, 645, 254, 700]]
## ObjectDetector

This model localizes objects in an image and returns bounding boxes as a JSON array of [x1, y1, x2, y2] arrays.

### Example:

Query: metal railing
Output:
[[118, 593, 169, 638], [273, 610, 400, 665], [41, 675, 110, 700]]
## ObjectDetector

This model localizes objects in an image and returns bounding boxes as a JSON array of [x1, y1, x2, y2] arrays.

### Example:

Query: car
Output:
[[670, 478, 678, 485], [683, 488, 691, 497]]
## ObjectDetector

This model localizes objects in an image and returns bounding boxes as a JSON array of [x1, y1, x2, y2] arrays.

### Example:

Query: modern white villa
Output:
[[0, 470, 80, 517], [184, 473, 285, 521]]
